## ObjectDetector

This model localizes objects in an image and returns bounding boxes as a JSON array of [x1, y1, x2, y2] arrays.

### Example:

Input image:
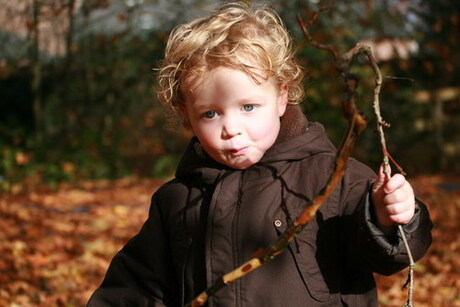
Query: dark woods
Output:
[[0, 0, 459, 191]]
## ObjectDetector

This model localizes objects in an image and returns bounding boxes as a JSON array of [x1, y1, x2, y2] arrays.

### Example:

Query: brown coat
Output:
[[88, 106, 432, 306]]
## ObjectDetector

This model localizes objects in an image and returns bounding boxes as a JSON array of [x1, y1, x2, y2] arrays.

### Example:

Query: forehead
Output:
[[183, 66, 279, 109], [183, 63, 273, 96]]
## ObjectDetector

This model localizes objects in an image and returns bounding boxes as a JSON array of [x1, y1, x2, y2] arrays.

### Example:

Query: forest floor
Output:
[[0, 174, 459, 306]]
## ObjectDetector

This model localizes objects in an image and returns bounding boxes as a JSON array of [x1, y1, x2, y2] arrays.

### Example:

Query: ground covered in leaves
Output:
[[0, 175, 458, 306]]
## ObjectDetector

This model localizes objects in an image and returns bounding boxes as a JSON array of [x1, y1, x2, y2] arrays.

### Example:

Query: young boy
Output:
[[88, 3, 432, 306]]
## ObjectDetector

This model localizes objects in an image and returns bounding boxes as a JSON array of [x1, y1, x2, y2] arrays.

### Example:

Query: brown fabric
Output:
[[275, 104, 308, 145], [88, 111, 433, 307]]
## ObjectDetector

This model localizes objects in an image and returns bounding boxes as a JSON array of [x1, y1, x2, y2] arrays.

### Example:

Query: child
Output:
[[88, 3, 432, 306]]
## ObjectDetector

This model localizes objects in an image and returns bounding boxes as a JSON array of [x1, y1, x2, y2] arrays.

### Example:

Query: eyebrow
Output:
[[236, 96, 265, 104], [192, 96, 265, 108]]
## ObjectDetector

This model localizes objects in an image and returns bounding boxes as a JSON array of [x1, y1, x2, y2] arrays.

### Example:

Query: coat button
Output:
[[274, 219, 282, 227]]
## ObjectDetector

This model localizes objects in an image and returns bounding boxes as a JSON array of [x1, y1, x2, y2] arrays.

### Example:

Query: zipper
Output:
[[232, 170, 244, 307], [204, 171, 224, 307]]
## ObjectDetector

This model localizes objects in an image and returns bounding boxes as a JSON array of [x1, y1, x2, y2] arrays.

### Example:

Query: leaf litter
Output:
[[0, 175, 458, 306]]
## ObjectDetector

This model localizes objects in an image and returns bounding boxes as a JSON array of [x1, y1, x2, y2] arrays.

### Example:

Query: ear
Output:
[[277, 84, 288, 117]]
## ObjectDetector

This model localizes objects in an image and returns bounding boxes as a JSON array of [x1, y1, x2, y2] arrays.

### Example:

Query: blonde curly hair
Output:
[[157, 2, 304, 113]]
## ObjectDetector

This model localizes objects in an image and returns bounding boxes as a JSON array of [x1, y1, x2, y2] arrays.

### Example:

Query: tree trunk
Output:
[[65, 0, 76, 66], [31, 0, 42, 142], [60, 0, 76, 135]]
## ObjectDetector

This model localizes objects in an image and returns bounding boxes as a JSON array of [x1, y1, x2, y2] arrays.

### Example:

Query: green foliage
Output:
[[283, 0, 460, 173], [0, 26, 188, 190]]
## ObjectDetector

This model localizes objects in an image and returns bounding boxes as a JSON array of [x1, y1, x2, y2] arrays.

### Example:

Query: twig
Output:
[[296, 12, 338, 60], [299, 9, 416, 307], [187, 14, 368, 305], [400, 224, 415, 307], [187, 87, 367, 307], [188, 7, 415, 307], [356, 43, 415, 307]]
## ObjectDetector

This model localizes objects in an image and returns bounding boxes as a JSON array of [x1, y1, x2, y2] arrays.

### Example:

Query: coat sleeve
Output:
[[87, 188, 180, 307], [341, 159, 433, 276], [357, 194, 433, 275]]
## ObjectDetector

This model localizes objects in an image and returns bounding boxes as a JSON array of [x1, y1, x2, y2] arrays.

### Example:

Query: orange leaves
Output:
[[0, 175, 458, 306], [0, 178, 161, 306], [15, 152, 31, 166], [376, 175, 460, 306]]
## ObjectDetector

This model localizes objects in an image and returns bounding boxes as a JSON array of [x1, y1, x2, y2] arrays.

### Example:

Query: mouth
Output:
[[229, 146, 249, 156]]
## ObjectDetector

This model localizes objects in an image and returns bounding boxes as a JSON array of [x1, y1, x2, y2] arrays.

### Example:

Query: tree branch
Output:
[[354, 44, 415, 307], [187, 13, 367, 307], [188, 6, 414, 307], [188, 101, 366, 307]]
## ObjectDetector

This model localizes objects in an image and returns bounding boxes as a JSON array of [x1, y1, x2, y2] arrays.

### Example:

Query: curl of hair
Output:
[[156, 2, 305, 113]]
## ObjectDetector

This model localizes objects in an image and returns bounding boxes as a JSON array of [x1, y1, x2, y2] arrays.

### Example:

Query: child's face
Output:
[[181, 66, 288, 169]]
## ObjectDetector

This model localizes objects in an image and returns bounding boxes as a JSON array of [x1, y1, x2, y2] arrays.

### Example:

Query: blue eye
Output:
[[242, 105, 254, 112], [203, 110, 217, 118]]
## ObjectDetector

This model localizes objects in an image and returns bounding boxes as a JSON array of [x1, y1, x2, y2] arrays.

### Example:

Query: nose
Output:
[[221, 114, 241, 139]]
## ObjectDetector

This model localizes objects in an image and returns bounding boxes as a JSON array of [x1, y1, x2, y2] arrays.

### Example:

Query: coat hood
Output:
[[175, 105, 337, 184]]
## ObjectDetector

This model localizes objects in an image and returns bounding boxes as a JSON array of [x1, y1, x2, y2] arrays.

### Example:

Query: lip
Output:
[[229, 146, 249, 156]]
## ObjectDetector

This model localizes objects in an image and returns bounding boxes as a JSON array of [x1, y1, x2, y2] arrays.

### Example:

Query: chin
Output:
[[228, 159, 257, 170]]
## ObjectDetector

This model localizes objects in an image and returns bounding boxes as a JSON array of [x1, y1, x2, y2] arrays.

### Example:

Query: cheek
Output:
[[194, 124, 220, 147], [248, 116, 280, 140]]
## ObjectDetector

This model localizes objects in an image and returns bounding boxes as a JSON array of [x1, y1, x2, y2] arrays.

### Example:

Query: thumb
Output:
[[373, 163, 389, 193]]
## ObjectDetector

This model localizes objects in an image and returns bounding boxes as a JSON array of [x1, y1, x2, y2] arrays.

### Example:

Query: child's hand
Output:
[[371, 165, 415, 232]]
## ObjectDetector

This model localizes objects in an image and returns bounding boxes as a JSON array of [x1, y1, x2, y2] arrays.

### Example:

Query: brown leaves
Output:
[[375, 175, 460, 306], [0, 175, 458, 306], [0, 178, 162, 306]]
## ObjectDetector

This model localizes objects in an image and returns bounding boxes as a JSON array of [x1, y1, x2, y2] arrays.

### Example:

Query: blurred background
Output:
[[0, 0, 459, 306], [0, 0, 458, 189]]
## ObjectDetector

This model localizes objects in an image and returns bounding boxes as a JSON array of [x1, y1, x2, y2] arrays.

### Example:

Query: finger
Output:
[[383, 188, 407, 206], [384, 174, 407, 194], [383, 190, 414, 208], [387, 210, 414, 225]]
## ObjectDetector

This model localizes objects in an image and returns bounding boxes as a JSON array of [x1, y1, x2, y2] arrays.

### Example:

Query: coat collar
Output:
[[274, 104, 309, 146]]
